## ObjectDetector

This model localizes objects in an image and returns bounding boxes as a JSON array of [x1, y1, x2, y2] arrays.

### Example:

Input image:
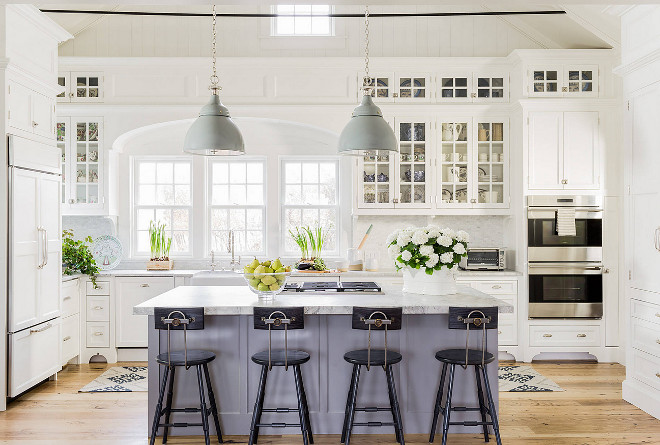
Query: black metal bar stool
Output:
[[429, 307, 502, 445], [341, 306, 404, 445], [150, 307, 223, 445], [249, 307, 313, 445]]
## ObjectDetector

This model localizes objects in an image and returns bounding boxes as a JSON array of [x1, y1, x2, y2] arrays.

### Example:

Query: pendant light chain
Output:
[[210, 4, 221, 94], [363, 6, 373, 96]]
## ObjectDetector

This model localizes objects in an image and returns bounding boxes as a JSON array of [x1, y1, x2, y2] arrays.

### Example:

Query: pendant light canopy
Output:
[[184, 5, 244, 156], [338, 7, 397, 155]]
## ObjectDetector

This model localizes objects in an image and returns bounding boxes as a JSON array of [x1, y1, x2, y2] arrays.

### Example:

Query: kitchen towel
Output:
[[556, 207, 577, 237]]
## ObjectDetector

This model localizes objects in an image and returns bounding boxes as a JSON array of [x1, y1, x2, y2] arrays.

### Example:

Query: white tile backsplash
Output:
[[63, 216, 116, 241]]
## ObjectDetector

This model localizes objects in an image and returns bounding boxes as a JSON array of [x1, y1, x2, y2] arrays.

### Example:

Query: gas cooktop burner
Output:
[[284, 281, 382, 293]]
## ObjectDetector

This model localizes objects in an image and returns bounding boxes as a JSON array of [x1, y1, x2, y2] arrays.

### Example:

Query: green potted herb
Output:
[[147, 221, 173, 270], [62, 229, 100, 287]]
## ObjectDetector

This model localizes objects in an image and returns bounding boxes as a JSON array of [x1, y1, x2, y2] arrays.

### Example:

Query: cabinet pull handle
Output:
[[577, 333, 587, 338], [656, 373, 660, 379], [93, 332, 103, 336], [656, 339, 660, 345], [656, 313, 660, 318], [30, 323, 53, 334], [492, 285, 502, 289], [543, 334, 552, 338], [63, 336, 71, 342], [63, 296, 71, 301], [140, 283, 150, 287], [470, 198, 477, 204], [93, 306, 103, 310], [498, 330, 502, 334]]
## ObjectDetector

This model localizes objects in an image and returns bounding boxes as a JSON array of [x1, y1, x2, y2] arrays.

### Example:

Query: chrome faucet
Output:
[[210, 250, 217, 271], [228, 230, 241, 271]]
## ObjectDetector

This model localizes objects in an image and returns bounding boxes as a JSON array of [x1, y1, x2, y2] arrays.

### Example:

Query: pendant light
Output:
[[184, 5, 244, 156], [338, 6, 397, 155]]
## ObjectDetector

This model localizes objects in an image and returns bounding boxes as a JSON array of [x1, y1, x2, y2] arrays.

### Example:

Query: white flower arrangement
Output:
[[388, 226, 469, 275]]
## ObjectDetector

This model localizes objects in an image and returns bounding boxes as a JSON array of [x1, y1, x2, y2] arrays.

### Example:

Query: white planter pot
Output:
[[402, 267, 457, 295]]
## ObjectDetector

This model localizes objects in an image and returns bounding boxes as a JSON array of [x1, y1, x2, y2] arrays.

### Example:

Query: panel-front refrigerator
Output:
[[7, 135, 62, 397]]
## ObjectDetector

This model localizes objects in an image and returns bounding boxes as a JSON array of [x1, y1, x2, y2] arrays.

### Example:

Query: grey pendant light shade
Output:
[[338, 94, 398, 155], [183, 93, 245, 156]]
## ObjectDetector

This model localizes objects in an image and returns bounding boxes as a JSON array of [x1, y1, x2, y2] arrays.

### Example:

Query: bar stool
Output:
[[429, 307, 502, 445], [341, 307, 404, 445], [150, 307, 223, 445], [248, 307, 313, 445]]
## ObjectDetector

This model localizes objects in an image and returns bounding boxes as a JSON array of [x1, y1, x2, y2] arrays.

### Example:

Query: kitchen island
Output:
[[135, 284, 512, 437]]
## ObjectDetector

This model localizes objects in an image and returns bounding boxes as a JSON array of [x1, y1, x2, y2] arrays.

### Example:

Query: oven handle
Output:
[[528, 263, 604, 275], [527, 209, 603, 219]]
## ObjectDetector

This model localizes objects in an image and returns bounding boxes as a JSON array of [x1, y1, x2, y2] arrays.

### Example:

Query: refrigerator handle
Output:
[[43, 228, 48, 266], [37, 227, 44, 269]]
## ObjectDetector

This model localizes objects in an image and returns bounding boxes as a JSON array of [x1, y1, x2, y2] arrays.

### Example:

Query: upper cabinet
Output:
[[527, 111, 600, 191], [438, 73, 508, 103], [362, 73, 432, 103], [7, 79, 56, 141], [57, 72, 104, 103], [527, 65, 598, 98]]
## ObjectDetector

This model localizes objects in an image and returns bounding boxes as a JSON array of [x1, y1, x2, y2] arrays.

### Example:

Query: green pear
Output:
[[248, 258, 260, 269], [275, 267, 286, 273], [257, 283, 270, 292], [254, 265, 266, 278], [261, 275, 277, 286], [272, 258, 283, 270], [269, 283, 280, 291], [249, 278, 261, 288], [264, 267, 273, 274], [262, 260, 271, 267], [244, 266, 255, 274]]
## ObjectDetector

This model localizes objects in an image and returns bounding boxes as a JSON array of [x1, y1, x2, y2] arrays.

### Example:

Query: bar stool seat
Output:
[[434, 349, 495, 366], [344, 349, 403, 366], [156, 350, 216, 366], [251, 349, 310, 366]]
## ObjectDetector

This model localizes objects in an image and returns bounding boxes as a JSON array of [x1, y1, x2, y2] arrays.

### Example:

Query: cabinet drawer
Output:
[[86, 280, 110, 295], [630, 349, 660, 392], [631, 299, 660, 326], [470, 281, 517, 295], [86, 322, 110, 348], [62, 314, 80, 364], [9, 319, 61, 397], [86, 296, 110, 322], [632, 318, 660, 358], [497, 321, 517, 346], [61, 280, 79, 317], [529, 325, 600, 347]]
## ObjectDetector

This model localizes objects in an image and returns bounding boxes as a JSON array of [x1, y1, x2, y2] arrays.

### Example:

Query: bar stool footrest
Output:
[[448, 421, 493, 427], [167, 407, 203, 414], [355, 406, 392, 412], [255, 422, 302, 428], [262, 407, 299, 413], [352, 422, 396, 427], [160, 422, 204, 428], [451, 406, 483, 412]]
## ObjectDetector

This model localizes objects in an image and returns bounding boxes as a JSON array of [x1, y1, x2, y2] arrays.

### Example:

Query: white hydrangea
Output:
[[401, 250, 412, 261], [386, 230, 399, 245], [388, 244, 401, 259], [419, 244, 434, 256], [440, 252, 454, 264], [456, 230, 470, 243], [411, 230, 429, 245], [425, 253, 439, 268], [453, 243, 466, 255], [427, 228, 441, 238], [397, 232, 412, 246], [426, 224, 441, 232], [442, 227, 456, 238], [436, 234, 453, 247]]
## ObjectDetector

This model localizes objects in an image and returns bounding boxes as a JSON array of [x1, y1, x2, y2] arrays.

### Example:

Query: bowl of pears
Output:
[[243, 258, 292, 299]]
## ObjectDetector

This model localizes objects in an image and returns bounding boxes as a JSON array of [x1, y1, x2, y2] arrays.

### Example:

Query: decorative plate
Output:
[[441, 188, 453, 201], [91, 235, 123, 270]]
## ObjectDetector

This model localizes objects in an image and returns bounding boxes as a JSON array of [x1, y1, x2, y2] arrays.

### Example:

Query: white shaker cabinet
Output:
[[527, 111, 599, 191], [115, 277, 175, 347], [7, 80, 56, 141]]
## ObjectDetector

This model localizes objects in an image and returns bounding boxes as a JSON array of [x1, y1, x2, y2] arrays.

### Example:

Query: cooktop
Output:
[[283, 281, 382, 293]]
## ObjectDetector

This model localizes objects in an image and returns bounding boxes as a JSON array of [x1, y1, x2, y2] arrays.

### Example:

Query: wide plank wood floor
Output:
[[0, 362, 658, 444]]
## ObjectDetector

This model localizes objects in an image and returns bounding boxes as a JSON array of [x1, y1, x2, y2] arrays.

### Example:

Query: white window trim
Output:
[[270, 4, 335, 37], [205, 156, 268, 259], [279, 156, 341, 258], [130, 156, 194, 259]]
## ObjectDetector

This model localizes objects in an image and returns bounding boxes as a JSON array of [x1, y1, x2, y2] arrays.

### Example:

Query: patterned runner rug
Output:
[[79, 366, 148, 392], [498, 364, 564, 392]]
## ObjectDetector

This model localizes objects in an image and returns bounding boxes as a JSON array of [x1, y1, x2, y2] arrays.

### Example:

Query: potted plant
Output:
[[387, 226, 469, 295], [147, 221, 173, 270], [289, 225, 329, 271], [62, 229, 100, 288]]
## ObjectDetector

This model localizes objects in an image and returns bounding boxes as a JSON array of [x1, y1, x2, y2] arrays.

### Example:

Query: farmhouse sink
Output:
[[189, 270, 245, 286]]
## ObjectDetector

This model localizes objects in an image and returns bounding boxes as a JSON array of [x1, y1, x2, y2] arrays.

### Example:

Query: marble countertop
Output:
[[133, 284, 514, 316]]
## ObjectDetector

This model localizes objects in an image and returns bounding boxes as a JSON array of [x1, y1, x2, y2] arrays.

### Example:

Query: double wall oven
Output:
[[527, 195, 604, 318]]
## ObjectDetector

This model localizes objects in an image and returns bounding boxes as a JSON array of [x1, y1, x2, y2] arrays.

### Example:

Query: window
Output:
[[208, 158, 266, 256], [272, 5, 333, 36], [133, 158, 192, 256], [281, 158, 339, 256]]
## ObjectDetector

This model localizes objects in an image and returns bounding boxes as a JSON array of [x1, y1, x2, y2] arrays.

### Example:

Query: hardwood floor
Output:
[[0, 362, 658, 444]]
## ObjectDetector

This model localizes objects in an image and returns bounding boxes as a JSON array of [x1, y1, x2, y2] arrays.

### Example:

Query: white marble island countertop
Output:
[[134, 284, 513, 316]]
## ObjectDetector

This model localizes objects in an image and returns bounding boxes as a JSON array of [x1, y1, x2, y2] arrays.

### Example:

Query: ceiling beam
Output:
[[481, 4, 563, 49], [560, 5, 619, 49]]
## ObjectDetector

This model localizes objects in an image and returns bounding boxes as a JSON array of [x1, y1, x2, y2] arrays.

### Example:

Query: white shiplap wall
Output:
[[56, 5, 543, 58]]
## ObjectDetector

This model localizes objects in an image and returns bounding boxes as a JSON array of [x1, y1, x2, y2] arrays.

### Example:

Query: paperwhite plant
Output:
[[387, 226, 469, 275]]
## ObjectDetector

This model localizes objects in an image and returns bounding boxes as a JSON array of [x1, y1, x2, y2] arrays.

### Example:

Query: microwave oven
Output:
[[459, 248, 506, 270]]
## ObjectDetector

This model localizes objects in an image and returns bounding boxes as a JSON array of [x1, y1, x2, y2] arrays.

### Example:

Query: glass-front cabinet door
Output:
[[528, 66, 561, 97], [439, 119, 471, 207], [394, 75, 431, 102], [361, 73, 395, 103], [438, 76, 470, 102], [475, 119, 507, 208], [473, 74, 507, 102], [395, 119, 432, 208], [564, 65, 597, 97], [358, 150, 395, 208], [57, 120, 67, 205]]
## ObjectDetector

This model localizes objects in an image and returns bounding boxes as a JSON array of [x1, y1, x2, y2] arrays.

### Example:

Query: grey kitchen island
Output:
[[134, 284, 513, 437]]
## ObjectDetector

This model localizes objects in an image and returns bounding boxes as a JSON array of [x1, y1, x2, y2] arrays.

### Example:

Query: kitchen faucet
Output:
[[210, 250, 217, 271], [228, 230, 241, 271]]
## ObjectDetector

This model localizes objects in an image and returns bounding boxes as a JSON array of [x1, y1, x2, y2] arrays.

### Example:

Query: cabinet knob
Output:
[[69, 93, 74, 98], [656, 373, 660, 379], [656, 313, 660, 318], [470, 198, 477, 204], [656, 339, 660, 345], [471, 92, 477, 98], [63, 296, 71, 301], [140, 283, 150, 288], [498, 330, 502, 334], [392, 198, 399, 204], [393, 93, 398, 98], [543, 333, 552, 338], [577, 333, 587, 338], [492, 285, 502, 289], [562, 86, 568, 92], [561, 179, 568, 185], [69, 199, 75, 204], [32, 121, 38, 127]]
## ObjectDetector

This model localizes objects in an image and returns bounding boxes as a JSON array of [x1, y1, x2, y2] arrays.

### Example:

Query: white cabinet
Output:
[[115, 276, 175, 347], [527, 111, 599, 191], [7, 80, 56, 140], [361, 73, 432, 103], [630, 193, 660, 294], [61, 278, 80, 366], [438, 73, 508, 103], [527, 65, 598, 97], [57, 117, 104, 213], [57, 72, 103, 102], [439, 117, 508, 209]]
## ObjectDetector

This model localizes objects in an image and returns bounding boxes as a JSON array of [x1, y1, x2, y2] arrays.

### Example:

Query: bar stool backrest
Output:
[[154, 307, 205, 369], [352, 307, 402, 370], [448, 306, 498, 369], [253, 307, 304, 370]]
